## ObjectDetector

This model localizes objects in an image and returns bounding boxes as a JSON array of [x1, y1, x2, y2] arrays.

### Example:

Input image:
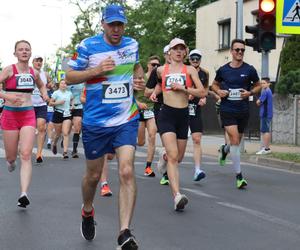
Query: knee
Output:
[[119, 164, 134, 182], [85, 172, 101, 185], [19, 151, 32, 161], [192, 137, 201, 145], [148, 132, 156, 143], [166, 153, 178, 164]]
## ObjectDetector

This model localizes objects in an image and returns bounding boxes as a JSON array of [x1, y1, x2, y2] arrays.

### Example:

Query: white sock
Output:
[[101, 181, 107, 187], [20, 192, 27, 197], [47, 139, 51, 144], [230, 145, 241, 174], [194, 165, 201, 173]]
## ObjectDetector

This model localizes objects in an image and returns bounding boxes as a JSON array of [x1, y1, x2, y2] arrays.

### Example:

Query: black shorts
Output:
[[71, 109, 83, 118], [34, 105, 47, 120], [189, 104, 203, 133], [157, 104, 189, 140], [52, 111, 72, 124], [220, 111, 249, 133]]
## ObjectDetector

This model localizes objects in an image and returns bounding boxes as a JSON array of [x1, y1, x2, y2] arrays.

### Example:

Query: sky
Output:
[[0, 0, 80, 67]]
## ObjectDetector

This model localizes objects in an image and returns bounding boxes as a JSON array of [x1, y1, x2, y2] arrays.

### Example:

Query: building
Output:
[[195, 0, 284, 82]]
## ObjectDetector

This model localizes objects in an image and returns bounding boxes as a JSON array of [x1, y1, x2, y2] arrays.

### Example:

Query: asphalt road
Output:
[[0, 139, 300, 250]]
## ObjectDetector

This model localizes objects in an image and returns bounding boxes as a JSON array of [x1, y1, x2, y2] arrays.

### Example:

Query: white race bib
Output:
[[188, 103, 196, 116], [165, 73, 186, 90], [143, 109, 154, 119], [16, 73, 35, 89], [228, 88, 243, 101], [102, 81, 130, 104]]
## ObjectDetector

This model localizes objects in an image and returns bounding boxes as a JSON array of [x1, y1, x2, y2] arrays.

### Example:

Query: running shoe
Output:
[[236, 178, 248, 189], [256, 148, 272, 155], [160, 175, 169, 185], [52, 144, 57, 155], [100, 184, 113, 197], [81, 207, 96, 241], [117, 229, 138, 250], [47, 143, 51, 149], [144, 166, 155, 177], [36, 156, 43, 164], [174, 193, 188, 211], [193, 170, 206, 182], [218, 144, 228, 166], [18, 195, 30, 208], [72, 151, 79, 158], [63, 152, 69, 159], [157, 148, 167, 174], [7, 161, 16, 172]]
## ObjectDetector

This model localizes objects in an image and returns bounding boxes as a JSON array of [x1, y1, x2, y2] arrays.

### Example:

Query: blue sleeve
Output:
[[68, 40, 89, 71], [214, 67, 222, 82], [250, 66, 259, 83], [259, 89, 267, 102]]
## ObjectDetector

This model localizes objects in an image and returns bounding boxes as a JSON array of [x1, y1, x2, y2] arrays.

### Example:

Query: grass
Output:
[[268, 152, 300, 163]]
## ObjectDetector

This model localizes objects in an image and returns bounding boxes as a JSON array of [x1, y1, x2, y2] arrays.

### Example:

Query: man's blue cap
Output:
[[102, 4, 127, 24]]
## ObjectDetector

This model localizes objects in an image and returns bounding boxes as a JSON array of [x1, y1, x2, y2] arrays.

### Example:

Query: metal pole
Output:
[[237, 0, 243, 39], [261, 50, 269, 78]]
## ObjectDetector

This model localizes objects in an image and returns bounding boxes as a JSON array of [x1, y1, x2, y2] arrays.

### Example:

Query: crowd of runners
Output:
[[0, 4, 265, 250]]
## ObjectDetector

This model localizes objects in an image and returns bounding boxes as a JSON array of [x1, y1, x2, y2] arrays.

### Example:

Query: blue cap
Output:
[[102, 4, 127, 24]]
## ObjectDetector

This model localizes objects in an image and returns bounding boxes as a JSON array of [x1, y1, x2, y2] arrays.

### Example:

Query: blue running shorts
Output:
[[82, 119, 139, 160]]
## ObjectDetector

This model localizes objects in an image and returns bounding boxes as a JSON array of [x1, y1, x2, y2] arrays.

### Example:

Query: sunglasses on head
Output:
[[233, 48, 245, 53], [190, 56, 201, 62], [151, 63, 160, 67]]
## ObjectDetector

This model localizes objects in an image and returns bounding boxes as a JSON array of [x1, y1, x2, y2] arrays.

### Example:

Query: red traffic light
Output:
[[260, 0, 275, 13]]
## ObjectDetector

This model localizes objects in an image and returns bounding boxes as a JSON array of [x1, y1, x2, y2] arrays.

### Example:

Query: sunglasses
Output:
[[190, 56, 201, 62], [150, 63, 160, 67], [233, 48, 245, 53]]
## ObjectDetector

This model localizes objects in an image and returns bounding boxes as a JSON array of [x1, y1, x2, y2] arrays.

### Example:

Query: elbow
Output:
[[200, 89, 206, 98]]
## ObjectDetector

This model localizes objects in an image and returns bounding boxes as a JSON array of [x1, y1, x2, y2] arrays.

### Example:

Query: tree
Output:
[[276, 35, 300, 95]]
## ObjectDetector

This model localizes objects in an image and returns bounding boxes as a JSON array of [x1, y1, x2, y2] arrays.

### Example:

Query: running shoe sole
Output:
[[17, 195, 30, 208], [174, 195, 188, 211]]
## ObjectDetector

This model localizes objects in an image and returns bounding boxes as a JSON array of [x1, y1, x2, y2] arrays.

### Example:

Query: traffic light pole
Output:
[[261, 50, 269, 78]]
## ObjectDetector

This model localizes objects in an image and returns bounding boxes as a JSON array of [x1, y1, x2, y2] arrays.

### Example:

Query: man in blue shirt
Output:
[[211, 39, 261, 189], [256, 77, 273, 154], [66, 4, 144, 249]]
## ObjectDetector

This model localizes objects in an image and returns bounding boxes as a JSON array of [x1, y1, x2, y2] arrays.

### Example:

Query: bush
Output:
[[276, 69, 300, 95]]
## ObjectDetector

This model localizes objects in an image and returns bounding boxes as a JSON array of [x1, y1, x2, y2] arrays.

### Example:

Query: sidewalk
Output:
[[155, 134, 300, 172]]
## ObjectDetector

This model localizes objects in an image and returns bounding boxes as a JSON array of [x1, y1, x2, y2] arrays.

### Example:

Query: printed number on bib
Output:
[[188, 103, 196, 116], [228, 88, 243, 101], [16, 74, 35, 89], [165, 73, 186, 90], [102, 81, 130, 104], [143, 110, 154, 119]]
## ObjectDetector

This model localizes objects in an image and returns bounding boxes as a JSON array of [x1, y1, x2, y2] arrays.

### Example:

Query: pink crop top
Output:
[[4, 64, 36, 92]]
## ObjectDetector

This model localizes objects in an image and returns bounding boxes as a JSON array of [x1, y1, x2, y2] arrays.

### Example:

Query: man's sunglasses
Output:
[[151, 63, 160, 67], [233, 48, 245, 53], [190, 56, 201, 62]]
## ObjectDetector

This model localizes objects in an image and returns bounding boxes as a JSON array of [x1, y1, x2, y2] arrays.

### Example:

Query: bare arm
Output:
[[211, 79, 229, 98], [133, 64, 145, 91], [66, 56, 116, 84], [34, 69, 49, 102]]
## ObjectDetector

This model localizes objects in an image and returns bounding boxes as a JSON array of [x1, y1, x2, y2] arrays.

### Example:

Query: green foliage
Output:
[[65, 0, 212, 67], [276, 69, 300, 95], [277, 35, 300, 95], [280, 35, 300, 76]]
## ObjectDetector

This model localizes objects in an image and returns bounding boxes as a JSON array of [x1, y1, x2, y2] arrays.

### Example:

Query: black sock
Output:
[[73, 133, 80, 152], [236, 173, 243, 180], [145, 161, 152, 169]]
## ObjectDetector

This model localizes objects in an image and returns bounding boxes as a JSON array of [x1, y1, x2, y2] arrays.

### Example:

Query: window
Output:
[[218, 18, 231, 50]]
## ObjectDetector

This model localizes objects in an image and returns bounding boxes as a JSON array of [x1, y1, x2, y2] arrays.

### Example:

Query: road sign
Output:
[[277, 0, 300, 34]]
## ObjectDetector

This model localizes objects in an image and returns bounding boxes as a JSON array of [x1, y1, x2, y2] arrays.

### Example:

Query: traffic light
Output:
[[245, 22, 260, 52], [258, 0, 276, 51]]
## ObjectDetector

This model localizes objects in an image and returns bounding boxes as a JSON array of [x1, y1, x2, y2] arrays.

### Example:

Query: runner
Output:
[[135, 55, 160, 177], [145, 45, 170, 185], [0, 40, 48, 208], [46, 81, 56, 149], [188, 49, 209, 181], [150, 38, 205, 211], [68, 83, 84, 158], [211, 38, 261, 189], [66, 4, 144, 248], [31, 55, 53, 163], [49, 79, 73, 159]]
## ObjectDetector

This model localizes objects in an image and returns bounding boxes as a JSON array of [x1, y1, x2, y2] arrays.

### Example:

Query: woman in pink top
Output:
[[0, 40, 48, 208]]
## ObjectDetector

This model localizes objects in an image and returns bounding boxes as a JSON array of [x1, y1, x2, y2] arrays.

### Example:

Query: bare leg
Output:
[[116, 145, 137, 231], [36, 118, 46, 158]]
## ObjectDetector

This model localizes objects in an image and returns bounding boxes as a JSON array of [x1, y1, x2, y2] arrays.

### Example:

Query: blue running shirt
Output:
[[214, 62, 259, 113], [68, 33, 139, 127]]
